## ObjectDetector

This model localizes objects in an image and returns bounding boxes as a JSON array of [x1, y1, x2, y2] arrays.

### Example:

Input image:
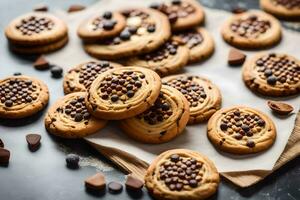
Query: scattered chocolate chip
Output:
[[85, 173, 106, 191], [267, 100, 294, 115], [13, 72, 22, 76], [33, 4, 48, 12], [228, 48, 246, 66], [0, 139, 4, 148], [33, 55, 50, 70], [66, 154, 80, 169], [125, 175, 144, 190], [108, 181, 123, 194], [246, 140, 255, 148], [0, 148, 10, 164], [51, 65, 63, 78], [26, 134, 41, 151], [68, 4, 86, 13]]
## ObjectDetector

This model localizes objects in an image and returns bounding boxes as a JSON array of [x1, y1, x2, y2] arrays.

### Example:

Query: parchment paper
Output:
[[47, 0, 300, 172]]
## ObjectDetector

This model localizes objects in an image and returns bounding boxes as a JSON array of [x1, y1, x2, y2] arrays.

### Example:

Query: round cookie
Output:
[[260, 0, 300, 20], [84, 8, 171, 60], [163, 74, 222, 124], [124, 39, 189, 77], [242, 52, 300, 97], [221, 10, 282, 49], [145, 149, 220, 200], [45, 92, 107, 138], [173, 27, 214, 63], [85, 67, 162, 120], [207, 106, 276, 154], [63, 60, 123, 94], [120, 85, 190, 144], [0, 76, 49, 119], [77, 11, 126, 42], [150, 0, 205, 31]]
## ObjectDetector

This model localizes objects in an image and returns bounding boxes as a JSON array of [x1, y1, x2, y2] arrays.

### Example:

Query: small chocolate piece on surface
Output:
[[108, 181, 123, 194], [228, 48, 246, 66], [66, 154, 80, 169], [0, 139, 4, 148], [33, 4, 48, 12], [125, 174, 144, 190], [267, 100, 294, 115], [231, 7, 247, 14], [68, 4, 86, 13], [26, 134, 41, 151], [85, 173, 106, 191], [13, 72, 22, 76], [51, 65, 63, 78], [0, 148, 10, 164], [33, 55, 50, 70]]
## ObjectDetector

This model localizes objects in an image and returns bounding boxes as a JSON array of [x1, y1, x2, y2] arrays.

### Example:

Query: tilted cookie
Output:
[[45, 92, 107, 138], [173, 27, 214, 63], [63, 60, 122, 94], [207, 106, 276, 154], [145, 149, 220, 200], [150, 0, 205, 31], [125, 39, 189, 77], [120, 85, 189, 144], [5, 12, 68, 54], [260, 0, 300, 20], [85, 67, 161, 120], [221, 10, 281, 49], [163, 74, 222, 124], [0, 76, 49, 119], [77, 11, 126, 42], [84, 8, 171, 60], [242, 52, 300, 97]]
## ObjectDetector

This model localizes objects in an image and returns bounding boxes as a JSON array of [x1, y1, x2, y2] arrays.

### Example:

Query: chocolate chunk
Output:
[[26, 134, 41, 151], [168, 13, 178, 23], [170, 154, 179, 162], [120, 30, 131, 40], [220, 123, 228, 131], [103, 21, 115, 30], [231, 7, 247, 14], [125, 175, 144, 190], [66, 154, 80, 169], [267, 76, 277, 85], [189, 179, 198, 188], [13, 72, 22, 76], [74, 113, 83, 122], [228, 48, 246, 66], [68, 4, 86, 13], [0, 148, 10, 164], [5, 100, 13, 107], [33, 4, 48, 12], [257, 119, 265, 127], [246, 140, 255, 148], [267, 100, 294, 115], [172, 0, 181, 5], [103, 11, 112, 19], [51, 65, 63, 78], [85, 173, 106, 190], [241, 124, 250, 132], [0, 139, 4, 148], [33, 55, 50, 70], [108, 181, 123, 194]]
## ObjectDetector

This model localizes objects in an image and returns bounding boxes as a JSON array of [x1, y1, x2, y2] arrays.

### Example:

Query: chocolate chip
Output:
[[111, 95, 119, 102], [103, 21, 115, 30], [125, 175, 144, 190], [51, 65, 63, 78], [246, 140, 255, 148], [33, 55, 50, 70], [228, 48, 246, 66], [128, 26, 137, 34], [5, 100, 13, 107], [74, 113, 83, 122], [108, 181, 123, 194], [68, 4, 86, 13], [264, 69, 273, 77], [103, 11, 112, 19], [172, 0, 181, 5], [85, 173, 106, 191], [66, 154, 80, 169], [168, 13, 178, 23], [0, 139, 3, 148], [220, 123, 228, 131], [170, 154, 179, 162], [127, 90, 134, 98], [231, 7, 247, 14], [241, 124, 250, 132], [33, 4, 48, 12], [147, 25, 155, 33], [189, 179, 198, 188], [267, 76, 277, 85], [0, 148, 10, 164], [26, 134, 41, 151], [13, 72, 22, 76], [120, 30, 131, 40]]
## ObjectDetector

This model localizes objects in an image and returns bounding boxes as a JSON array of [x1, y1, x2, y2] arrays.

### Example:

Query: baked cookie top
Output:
[[173, 27, 214, 63], [45, 92, 107, 138], [63, 60, 122, 94], [85, 67, 161, 120], [77, 11, 126, 41], [207, 106, 276, 154], [260, 0, 300, 19], [5, 12, 68, 45], [0, 75, 49, 119], [145, 149, 219, 200], [162, 74, 222, 124], [242, 52, 300, 97], [150, 0, 205, 31], [120, 85, 190, 144], [125, 39, 189, 77], [84, 8, 171, 59], [221, 10, 281, 49]]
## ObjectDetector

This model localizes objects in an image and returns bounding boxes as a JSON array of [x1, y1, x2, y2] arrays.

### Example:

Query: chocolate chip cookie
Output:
[[145, 149, 220, 200], [85, 67, 161, 120], [0, 76, 49, 119], [63, 60, 122, 94], [77, 11, 126, 42], [5, 12, 68, 54], [120, 85, 189, 144], [163, 74, 222, 124], [45, 92, 107, 138], [221, 10, 281, 49], [150, 0, 205, 31], [84, 8, 171, 60], [243, 52, 300, 96], [173, 27, 214, 63], [260, 0, 300, 20], [124, 39, 189, 77], [207, 106, 276, 154]]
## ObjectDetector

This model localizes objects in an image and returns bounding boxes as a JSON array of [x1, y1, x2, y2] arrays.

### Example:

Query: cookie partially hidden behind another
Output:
[[260, 0, 300, 20]]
